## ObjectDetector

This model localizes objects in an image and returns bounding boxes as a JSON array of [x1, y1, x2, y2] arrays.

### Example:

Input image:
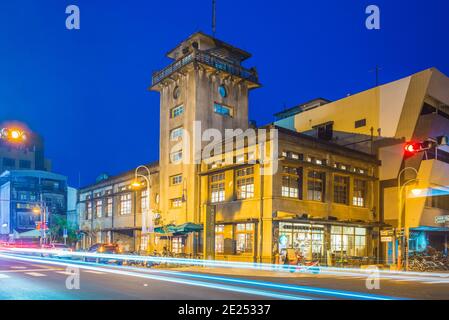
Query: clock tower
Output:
[[150, 32, 260, 254]]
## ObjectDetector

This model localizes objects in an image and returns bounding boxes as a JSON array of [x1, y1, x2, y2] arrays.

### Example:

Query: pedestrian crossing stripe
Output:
[[25, 272, 46, 277], [10, 266, 27, 269]]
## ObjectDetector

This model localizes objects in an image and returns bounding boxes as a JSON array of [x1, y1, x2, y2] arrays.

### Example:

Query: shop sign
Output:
[[396, 229, 404, 237], [381, 236, 393, 243], [435, 215, 449, 224], [380, 229, 394, 237]]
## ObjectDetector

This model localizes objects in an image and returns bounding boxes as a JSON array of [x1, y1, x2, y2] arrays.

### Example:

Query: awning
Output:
[[154, 223, 203, 235]]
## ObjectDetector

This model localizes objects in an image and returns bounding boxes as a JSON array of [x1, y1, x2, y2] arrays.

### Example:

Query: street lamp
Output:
[[31, 203, 48, 246], [0, 128, 27, 143], [397, 167, 419, 271], [132, 165, 153, 253]]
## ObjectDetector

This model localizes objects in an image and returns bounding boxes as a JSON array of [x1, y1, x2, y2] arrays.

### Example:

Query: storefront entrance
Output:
[[278, 222, 325, 261]]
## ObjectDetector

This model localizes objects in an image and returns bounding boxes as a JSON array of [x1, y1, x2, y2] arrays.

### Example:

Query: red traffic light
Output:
[[404, 142, 421, 154]]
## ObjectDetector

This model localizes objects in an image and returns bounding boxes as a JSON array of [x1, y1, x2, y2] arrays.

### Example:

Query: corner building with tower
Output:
[[152, 32, 381, 264], [78, 32, 448, 266]]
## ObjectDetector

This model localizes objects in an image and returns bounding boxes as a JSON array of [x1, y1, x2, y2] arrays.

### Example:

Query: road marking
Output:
[[83, 270, 105, 274], [55, 271, 73, 275], [0, 268, 63, 274], [10, 266, 27, 269], [421, 281, 449, 284], [25, 272, 46, 277], [0, 273, 10, 279]]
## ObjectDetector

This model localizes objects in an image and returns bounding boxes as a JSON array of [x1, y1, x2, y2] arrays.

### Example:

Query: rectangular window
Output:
[[315, 122, 333, 141], [213, 103, 233, 117], [106, 197, 113, 217], [210, 173, 225, 203], [236, 223, 254, 254], [353, 179, 367, 207], [170, 174, 183, 186], [95, 199, 103, 218], [86, 202, 92, 220], [120, 194, 132, 215], [171, 105, 184, 118], [307, 171, 325, 202], [355, 119, 367, 128], [19, 160, 31, 169], [215, 224, 225, 254], [171, 198, 183, 208], [333, 175, 349, 205], [236, 154, 245, 164], [170, 150, 183, 163], [170, 127, 184, 140], [282, 166, 302, 199], [172, 237, 184, 254], [236, 167, 255, 200], [141, 190, 148, 212], [331, 226, 367, 257], [2, 158, 15, 167]]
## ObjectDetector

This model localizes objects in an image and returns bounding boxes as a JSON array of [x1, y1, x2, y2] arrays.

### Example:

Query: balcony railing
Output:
[[152, 50, 259, 86]]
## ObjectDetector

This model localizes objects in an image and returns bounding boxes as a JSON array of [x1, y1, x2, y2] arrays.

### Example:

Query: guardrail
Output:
[[152, 50, 259, 86]]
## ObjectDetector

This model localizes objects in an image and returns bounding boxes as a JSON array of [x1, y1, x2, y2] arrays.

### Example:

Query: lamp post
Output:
[[397, 167, 419, 271], [32, 202, 48, 246], [132, 165, 153, 253]]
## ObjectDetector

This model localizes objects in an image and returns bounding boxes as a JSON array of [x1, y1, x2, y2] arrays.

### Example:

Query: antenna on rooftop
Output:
[[369, 65, 383, 87], [212, 0, 216, 37]]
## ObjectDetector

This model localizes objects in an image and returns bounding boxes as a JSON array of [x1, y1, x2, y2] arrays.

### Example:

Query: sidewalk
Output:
[[165, 265, 321, 278]]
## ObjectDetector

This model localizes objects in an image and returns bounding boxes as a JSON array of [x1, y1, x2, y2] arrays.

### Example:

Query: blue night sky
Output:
[[1, 0, 448, 187]]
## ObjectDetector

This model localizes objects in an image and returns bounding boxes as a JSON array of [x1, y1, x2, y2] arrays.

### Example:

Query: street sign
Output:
[[63, 228, 68, 238], [381, 236, 393, 243], [396, 229, 404, 237], [435, 215, 449, 224], [380, 229, 394, 237]]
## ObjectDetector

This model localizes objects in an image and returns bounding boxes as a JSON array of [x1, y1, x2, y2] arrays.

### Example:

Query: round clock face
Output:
[[218, 85, 227, 98], [173, 86, 180, 99]]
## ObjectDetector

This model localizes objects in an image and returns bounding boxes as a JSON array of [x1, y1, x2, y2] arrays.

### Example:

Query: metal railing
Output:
[[152, 50, 259, 86]]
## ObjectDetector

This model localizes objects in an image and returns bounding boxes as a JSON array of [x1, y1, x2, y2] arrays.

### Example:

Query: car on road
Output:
[[84, 243, 123, 265]]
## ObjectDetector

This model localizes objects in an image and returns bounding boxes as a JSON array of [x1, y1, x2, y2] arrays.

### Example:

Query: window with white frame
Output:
[[307, 170, 325, 202], [171, 198, 183, 208], [95, 199, 103, 218], [282, 166, 302, 199], [210, 173, 225, 203], [236, 167, 255, 200], [171, 105, 184, 118], [141, 190, 148, 212], [106, 197, 113, 217], [353, 179, 367, 207], [120, 194, 132, 215], [170, 150, 183, 163], [87, 202, 92, 220], [170, 174, 183, 186], [170, 127, 184, 140], [236, 223, 254, 254], [215, 224, 225, 254]]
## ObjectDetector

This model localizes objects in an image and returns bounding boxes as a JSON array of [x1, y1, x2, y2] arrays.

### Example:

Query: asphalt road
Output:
[[0, 253, 448, 300]]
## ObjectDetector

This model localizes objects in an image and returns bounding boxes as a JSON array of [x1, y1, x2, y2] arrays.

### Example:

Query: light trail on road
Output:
[[0, 252, 400, 300], [4, 247, 449, 283], [0, 252, 310, 300]]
